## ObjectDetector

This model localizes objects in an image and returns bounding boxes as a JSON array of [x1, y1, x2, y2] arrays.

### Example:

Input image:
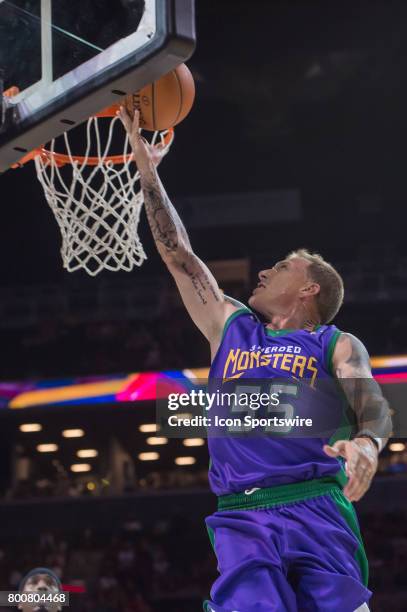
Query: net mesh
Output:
[[34, 115, 173, 276]]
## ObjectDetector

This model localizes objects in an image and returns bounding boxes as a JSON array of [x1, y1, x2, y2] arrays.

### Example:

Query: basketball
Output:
[[124, 63, 195, 131]]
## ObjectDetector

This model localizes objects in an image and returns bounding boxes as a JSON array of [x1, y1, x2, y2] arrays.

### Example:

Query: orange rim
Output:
[[11, 96, 174, 168], [94, 102, 122, 118], [4, 86, 20, 98], [13, 149, 136, 168]]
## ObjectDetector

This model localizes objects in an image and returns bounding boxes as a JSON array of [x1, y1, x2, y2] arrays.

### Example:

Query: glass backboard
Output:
[[0, 0, 195, 172]]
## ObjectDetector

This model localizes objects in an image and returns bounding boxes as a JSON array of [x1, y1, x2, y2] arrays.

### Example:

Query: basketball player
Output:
[[119, 108, 392, 612]]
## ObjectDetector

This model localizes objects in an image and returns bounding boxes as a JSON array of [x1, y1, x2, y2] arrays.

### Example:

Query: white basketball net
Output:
[[34, 116, 173, 276]]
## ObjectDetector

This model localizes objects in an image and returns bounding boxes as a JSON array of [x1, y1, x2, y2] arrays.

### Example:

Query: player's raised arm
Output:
[[324, 333, 392, 501], [118, 107, 238, 348]]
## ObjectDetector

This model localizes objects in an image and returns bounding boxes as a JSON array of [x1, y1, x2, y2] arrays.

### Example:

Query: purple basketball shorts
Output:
[[204, 481, 371, 612]]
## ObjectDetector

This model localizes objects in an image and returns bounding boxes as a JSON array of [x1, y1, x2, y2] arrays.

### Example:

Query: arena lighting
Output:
[[139, 423, 158, 433], [77, 449, 98, 458], [37, 443, 58, 453], [175, 456, 196, 466], [138, 452, 159, 461], [71, 463, 91, 473], [183, 438, 205, 447], [62, 428, 85, 438], [20, 423, 42, 433], [146, 437, 168, 445], [389, 442, 406, 452], [86, 482, 96, 491], [173, 412, 193, 420]]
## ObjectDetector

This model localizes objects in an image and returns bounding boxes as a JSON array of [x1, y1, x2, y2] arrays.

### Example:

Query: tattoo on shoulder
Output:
[[335, 333, 371, 377]]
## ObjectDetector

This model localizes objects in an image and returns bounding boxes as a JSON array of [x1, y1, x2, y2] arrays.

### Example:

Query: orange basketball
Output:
[[124, 63, 195, 131]]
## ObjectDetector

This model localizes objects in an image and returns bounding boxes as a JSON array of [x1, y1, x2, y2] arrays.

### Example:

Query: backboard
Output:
[[0, 0, 196, 172]]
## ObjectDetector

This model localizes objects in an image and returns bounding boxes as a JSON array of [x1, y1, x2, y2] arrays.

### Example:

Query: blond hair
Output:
[[287, 249, 344, 323]]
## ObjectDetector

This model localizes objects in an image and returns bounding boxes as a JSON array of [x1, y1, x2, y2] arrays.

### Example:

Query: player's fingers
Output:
[[343, 473, 357, 500], [344, 466, 368, 499], [344, 474, 360, 499], [323, 444, 337, 457], [352, 477, 373, 501], [342, 440, 378, 501], [347, 449, 361, 475], [323, 441, 348, 458], [344, 460, 373, 500], [352, 474, 372, 501], [343, 452, 362, 496], [346, 474, 371, 501], [117, 106, 133, 133], [132, 108, 141, 133]]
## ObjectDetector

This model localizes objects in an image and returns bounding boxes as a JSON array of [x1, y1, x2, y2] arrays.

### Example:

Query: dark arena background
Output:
[[0, 1, 407, 610]]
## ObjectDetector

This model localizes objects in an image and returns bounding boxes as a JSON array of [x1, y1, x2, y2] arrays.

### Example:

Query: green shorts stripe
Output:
[[328, 487, 369, 587], [217, 472, 347, 512]]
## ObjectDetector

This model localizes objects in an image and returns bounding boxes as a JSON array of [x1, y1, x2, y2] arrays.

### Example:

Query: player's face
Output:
[[18, 574, 61, 612], [248, 257, 310, 316]]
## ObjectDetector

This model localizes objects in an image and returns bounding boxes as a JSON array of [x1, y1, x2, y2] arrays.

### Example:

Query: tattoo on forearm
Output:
[[181, 262, 220, 305], [141, 168, 190, 254], [141, 167, 220, 305]]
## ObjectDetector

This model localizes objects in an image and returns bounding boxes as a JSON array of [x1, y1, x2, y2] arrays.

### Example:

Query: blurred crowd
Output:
[[0, 518, 215, 612], [363, 511, 407, 611], [0, 510, 406, 611], [1, 297, 407, 380], [8, 455, 407, 503], [10, 467, 211, 501], [0, 251, 407, 379], [1, 309, 207, 378]]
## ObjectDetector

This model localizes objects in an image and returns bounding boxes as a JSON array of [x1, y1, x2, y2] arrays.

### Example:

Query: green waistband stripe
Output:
[[218, 476, 343, 512]]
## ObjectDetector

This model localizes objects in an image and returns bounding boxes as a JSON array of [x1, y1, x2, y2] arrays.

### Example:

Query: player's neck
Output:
[[266, 305, 320, 331]]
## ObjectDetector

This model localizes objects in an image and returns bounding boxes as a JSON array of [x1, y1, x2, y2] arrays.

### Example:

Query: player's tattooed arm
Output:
[[148, 175, 238, 343], [333, 333, 392, 448], [324, 333, 392, 502], [144, 172, 237, 343], [334, 333, 371, 377], [117, 106, 239, 344], [117, 105, 188, 257], [141, 169, 191, 258]]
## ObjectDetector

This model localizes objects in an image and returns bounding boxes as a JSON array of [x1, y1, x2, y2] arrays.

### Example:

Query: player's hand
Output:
[[117, 107, 164, 170], [323, 438, 378, 502]]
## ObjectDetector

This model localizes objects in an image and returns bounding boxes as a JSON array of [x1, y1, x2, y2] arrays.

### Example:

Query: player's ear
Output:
[[300, 282, 320, 297]]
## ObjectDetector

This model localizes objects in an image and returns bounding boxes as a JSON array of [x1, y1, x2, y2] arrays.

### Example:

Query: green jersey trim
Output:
[[265, 327, 296, 337], [264, 324, 323, 337], [326, 329, 354, 448], [221, 307, 252, 340], [326, 329, 342, 375]]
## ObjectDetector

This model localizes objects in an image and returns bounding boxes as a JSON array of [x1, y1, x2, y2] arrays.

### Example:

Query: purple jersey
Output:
[[208, 308, 350, 496]]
